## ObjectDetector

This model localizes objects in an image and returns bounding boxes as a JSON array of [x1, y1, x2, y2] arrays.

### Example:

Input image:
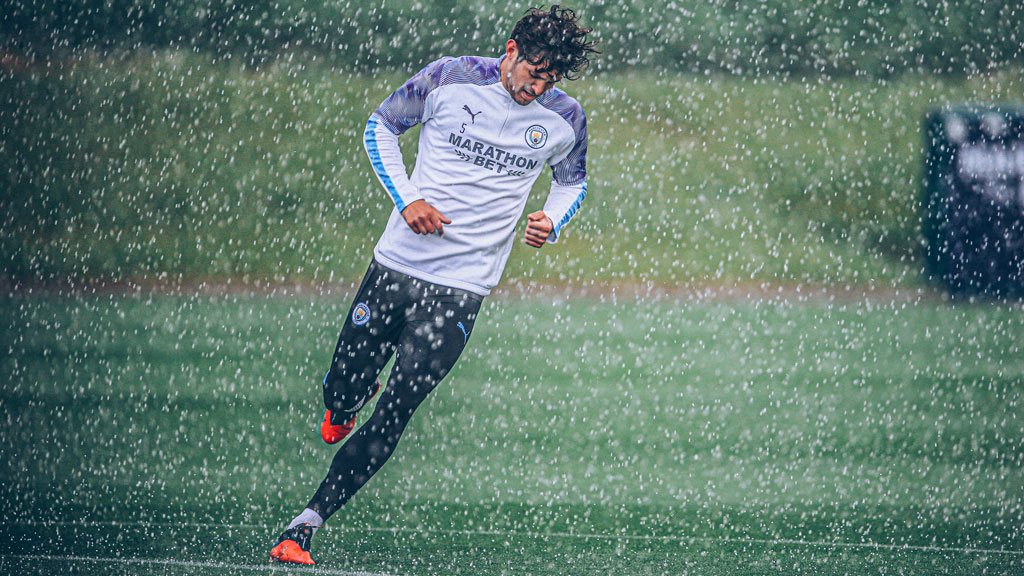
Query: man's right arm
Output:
[[363, 116, 423, 212], [363, 58, 453, 230]]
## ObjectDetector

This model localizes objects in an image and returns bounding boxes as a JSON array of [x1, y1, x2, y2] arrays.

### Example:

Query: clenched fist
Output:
[[523, 211, 553, 248]]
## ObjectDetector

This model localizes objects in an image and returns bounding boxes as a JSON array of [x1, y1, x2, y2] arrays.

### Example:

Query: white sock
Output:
[[287, 508, 324, 535]]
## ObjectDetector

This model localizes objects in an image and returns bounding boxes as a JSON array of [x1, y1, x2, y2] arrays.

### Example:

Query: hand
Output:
[[401, 199, 452, 236], [523, 211, 553, 248]]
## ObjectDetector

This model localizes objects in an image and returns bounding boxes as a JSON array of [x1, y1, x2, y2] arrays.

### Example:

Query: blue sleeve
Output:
[[544, 99, 588, 241]]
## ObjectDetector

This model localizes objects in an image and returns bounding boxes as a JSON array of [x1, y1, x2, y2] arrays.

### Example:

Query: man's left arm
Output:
[[525, 112, 588, 248]]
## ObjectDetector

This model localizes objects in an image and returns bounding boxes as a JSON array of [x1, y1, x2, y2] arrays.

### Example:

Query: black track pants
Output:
[[307, 260, 482, 520]]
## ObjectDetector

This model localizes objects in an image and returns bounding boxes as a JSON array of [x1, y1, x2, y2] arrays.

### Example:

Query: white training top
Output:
[[364, 55, 588, 296]]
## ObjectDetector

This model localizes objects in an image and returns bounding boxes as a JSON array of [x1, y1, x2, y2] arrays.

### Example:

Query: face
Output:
[[501, 40, 561, 105]]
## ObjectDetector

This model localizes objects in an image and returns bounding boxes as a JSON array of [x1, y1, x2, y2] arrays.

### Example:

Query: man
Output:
[[270, 5, 597, 565]]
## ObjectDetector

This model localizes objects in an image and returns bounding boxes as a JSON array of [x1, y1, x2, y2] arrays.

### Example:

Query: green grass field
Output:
[[2, 290, 1022, 574], [5, 54, 1024, 288]]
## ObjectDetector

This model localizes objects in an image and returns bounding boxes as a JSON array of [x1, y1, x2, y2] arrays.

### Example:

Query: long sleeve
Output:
[[543, 107, 588, 243], [363, 57, 452, 212], [364, 116, 423, 212], [543, 180, 588, 243]]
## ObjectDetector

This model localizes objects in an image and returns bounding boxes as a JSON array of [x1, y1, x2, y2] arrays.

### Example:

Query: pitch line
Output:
[[17, 519, 1024, 557], [8, 553, 400, 576]]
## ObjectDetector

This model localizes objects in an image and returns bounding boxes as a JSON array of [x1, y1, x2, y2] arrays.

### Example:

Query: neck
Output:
[[499, 55, 513, 96]]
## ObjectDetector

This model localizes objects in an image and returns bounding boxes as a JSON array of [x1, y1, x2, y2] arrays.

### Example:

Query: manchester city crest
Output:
[[525, 125, 548, 149], [352, 302, 371, 326]]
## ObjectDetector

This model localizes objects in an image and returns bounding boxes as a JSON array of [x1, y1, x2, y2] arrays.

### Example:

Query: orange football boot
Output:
[[321, 378, 382, 444], [269, 523, 315, 565]]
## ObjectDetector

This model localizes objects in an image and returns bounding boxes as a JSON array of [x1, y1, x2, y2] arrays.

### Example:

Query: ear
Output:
[[505, 39, 518, 59]]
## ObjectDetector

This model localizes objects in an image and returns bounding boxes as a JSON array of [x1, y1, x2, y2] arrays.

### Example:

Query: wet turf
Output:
[[2, 292, 1022, 574]]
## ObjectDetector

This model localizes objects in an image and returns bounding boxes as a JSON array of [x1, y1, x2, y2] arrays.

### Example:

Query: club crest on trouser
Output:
[[352, 302, 371, 326], [525, 125, 548, 149]]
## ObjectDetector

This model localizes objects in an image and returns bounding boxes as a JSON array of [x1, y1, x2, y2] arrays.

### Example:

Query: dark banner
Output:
[[924, 106, 1024, 297]]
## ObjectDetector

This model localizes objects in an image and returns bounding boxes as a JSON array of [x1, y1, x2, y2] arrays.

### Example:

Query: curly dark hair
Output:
[[509, 5, 599, 81]]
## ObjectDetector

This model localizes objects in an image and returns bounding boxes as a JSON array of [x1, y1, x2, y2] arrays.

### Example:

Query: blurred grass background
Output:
[[4, 0, 1022, 77], [3, 53, 1022, 287]]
